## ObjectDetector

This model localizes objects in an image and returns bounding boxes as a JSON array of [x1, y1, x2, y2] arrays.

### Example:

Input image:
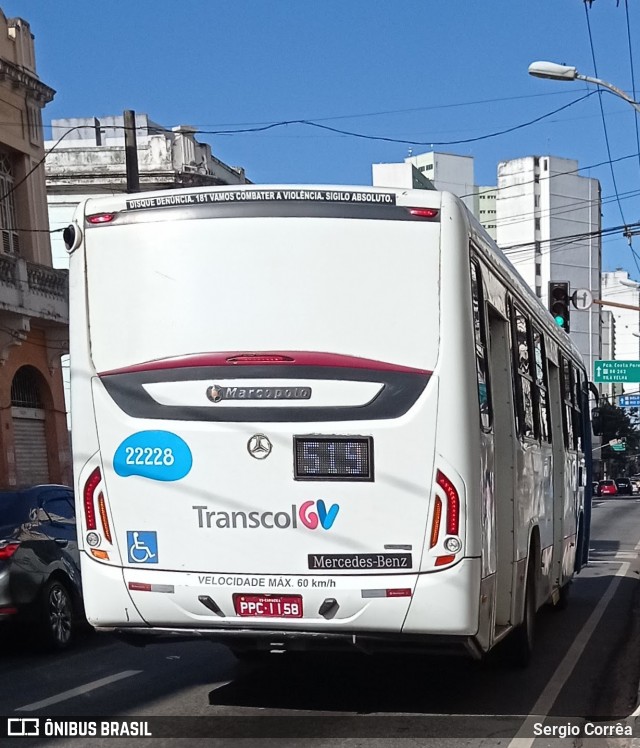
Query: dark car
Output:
[[0, 485, 84, 650], [598, 479, 618, 497], [615, 478, 633, 496]]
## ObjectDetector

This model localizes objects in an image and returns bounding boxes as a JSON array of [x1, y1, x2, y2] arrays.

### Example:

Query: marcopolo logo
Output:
[[206, 384, 312, 403], [192, 500, 339, 531]]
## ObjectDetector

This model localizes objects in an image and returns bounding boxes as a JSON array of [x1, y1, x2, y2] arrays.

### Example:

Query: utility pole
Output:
[[592, 299, 640, 313], [123, 110, 140, 193]]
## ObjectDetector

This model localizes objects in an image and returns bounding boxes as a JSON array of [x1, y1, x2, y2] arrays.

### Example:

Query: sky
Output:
[[4, 0, 640, 276]]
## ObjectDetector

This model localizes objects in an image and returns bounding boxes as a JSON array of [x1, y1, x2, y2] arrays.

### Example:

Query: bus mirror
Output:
[[63, 224, 82, 252], [591, 408, 602, 436]]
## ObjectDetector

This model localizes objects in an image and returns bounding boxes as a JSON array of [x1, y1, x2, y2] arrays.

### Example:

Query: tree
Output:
[[598, 401, 640, 476]]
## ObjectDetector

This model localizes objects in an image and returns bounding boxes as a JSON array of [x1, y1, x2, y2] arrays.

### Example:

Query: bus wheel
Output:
[[508, 558, 536, 667]]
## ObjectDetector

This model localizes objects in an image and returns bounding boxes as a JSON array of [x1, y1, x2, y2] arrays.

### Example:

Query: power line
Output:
[[194, 90, 586, 126], [493, 185, 640, 233], [584, 2, 629, 229], [501, 220, 640, 255], [0, 90, 586, 134], [0, 107, 635, 246], [0, 125, 85, 205], [464, 151, 639, 200], [193, 92, 601, 147], [624, 0, 640, 184]]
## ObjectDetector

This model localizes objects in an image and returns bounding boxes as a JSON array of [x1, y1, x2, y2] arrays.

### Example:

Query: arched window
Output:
[[11, 366, 43, 408]]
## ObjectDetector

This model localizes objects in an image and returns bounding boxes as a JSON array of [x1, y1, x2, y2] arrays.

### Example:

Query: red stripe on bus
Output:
[[98, 352, 432, 376]]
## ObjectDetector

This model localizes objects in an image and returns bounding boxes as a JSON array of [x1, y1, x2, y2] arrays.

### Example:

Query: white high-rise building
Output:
[[600, 309, 619, 401], [372, 152, 604, 376], [373, 151, 498, 237], [496, 156, 601, 378], [601, 270, 640, 396], [403, 151, 476, 214], [476, 186, 497, 241], [371, 161, 435, 191]]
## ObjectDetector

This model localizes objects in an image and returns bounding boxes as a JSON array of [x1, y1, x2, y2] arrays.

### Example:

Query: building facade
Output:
[[599, 308, 618, 400], [0, 11, 70, 487], [476, 186, 497, 241], [404, 151, 476, 214], [372, 153, 603, 377], [496, 156, 602, 379], [371, 161, 435, 191], [601, 270, 640, 397], [372, 151, 496, 240]]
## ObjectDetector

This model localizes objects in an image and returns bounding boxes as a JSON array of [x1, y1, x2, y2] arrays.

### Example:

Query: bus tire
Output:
[[507, 556, 536, 667]]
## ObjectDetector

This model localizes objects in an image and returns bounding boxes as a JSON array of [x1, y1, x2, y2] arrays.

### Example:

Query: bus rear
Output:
[[69, 186, 481, 655]]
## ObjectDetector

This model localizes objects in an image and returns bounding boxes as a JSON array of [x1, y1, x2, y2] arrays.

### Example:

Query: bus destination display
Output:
[[294, 436, 373, 481]]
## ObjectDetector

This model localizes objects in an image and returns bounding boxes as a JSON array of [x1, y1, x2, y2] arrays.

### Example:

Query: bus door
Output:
[[548, 359, 568, 591], [486, 305, 517, 631]]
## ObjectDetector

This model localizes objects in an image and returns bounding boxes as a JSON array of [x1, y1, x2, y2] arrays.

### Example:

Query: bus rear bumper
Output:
[[99, 625, 483, 659]]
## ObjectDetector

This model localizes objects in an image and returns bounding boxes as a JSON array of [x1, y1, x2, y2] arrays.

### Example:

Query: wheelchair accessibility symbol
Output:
[[127, 531, 158, 564]]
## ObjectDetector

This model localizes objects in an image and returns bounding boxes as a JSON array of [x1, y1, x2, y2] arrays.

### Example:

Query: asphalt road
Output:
[[2, 494, 640, 747]]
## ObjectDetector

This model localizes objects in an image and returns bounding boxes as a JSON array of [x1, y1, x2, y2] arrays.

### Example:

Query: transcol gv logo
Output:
[[192, 500, 340, 530], [299, 500, 339, 530]]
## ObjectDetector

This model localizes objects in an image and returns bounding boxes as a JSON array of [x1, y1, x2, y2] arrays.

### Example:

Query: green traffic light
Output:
[[554, 315, 565, 326]]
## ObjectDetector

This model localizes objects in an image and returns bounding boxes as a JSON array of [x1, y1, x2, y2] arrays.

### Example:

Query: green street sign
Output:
[[611, 444, 626, 452], [594, 360, 640, 383]]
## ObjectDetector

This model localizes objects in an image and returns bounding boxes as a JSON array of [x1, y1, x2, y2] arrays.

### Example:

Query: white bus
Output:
[[67, 185, 592, 664]]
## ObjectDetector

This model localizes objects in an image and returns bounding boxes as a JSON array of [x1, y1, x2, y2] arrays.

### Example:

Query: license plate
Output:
[[233, 594, 303, 618]]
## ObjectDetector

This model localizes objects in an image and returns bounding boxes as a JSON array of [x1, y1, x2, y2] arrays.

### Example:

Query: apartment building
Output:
[[0, 11, 70, 487]]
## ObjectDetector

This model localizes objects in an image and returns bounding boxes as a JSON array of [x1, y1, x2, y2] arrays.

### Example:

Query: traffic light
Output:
[[548, 281, 570, 332]]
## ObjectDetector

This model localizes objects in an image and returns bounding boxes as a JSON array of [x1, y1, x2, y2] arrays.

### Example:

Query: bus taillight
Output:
[[97, 491, 113, 543], [430, 497, 442, 548], [407, 207, 439, 219], [87, 213, 116, 224], [83, 467, 101, 531], [436, 469, 460, 536], [226, 353, 295, 364]]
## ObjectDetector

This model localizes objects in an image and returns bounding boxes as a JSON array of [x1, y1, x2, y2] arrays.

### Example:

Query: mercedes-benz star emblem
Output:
[[247, 434, 272, 459]]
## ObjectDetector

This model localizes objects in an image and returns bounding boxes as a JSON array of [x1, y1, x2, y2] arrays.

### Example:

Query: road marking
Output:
[[624, 537, 640, 718], [15, 670, 142, 712], [507, 562, 630, 748], [588, 548, 638, 560]]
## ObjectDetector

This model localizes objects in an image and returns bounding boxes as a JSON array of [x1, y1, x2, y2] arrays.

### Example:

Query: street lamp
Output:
[[528, 61, 640, 114]]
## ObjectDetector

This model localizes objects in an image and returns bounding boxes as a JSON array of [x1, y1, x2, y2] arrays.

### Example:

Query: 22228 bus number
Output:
[[124, 447, 175, 466]]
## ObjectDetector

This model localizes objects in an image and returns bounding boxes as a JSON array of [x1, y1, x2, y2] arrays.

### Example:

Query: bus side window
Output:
[[533, 328, 551, 443], [560, 356, 575, 450], [470, 259, 492, 431], [572, 366, 584, 452], [511, 304, 536, 440]]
